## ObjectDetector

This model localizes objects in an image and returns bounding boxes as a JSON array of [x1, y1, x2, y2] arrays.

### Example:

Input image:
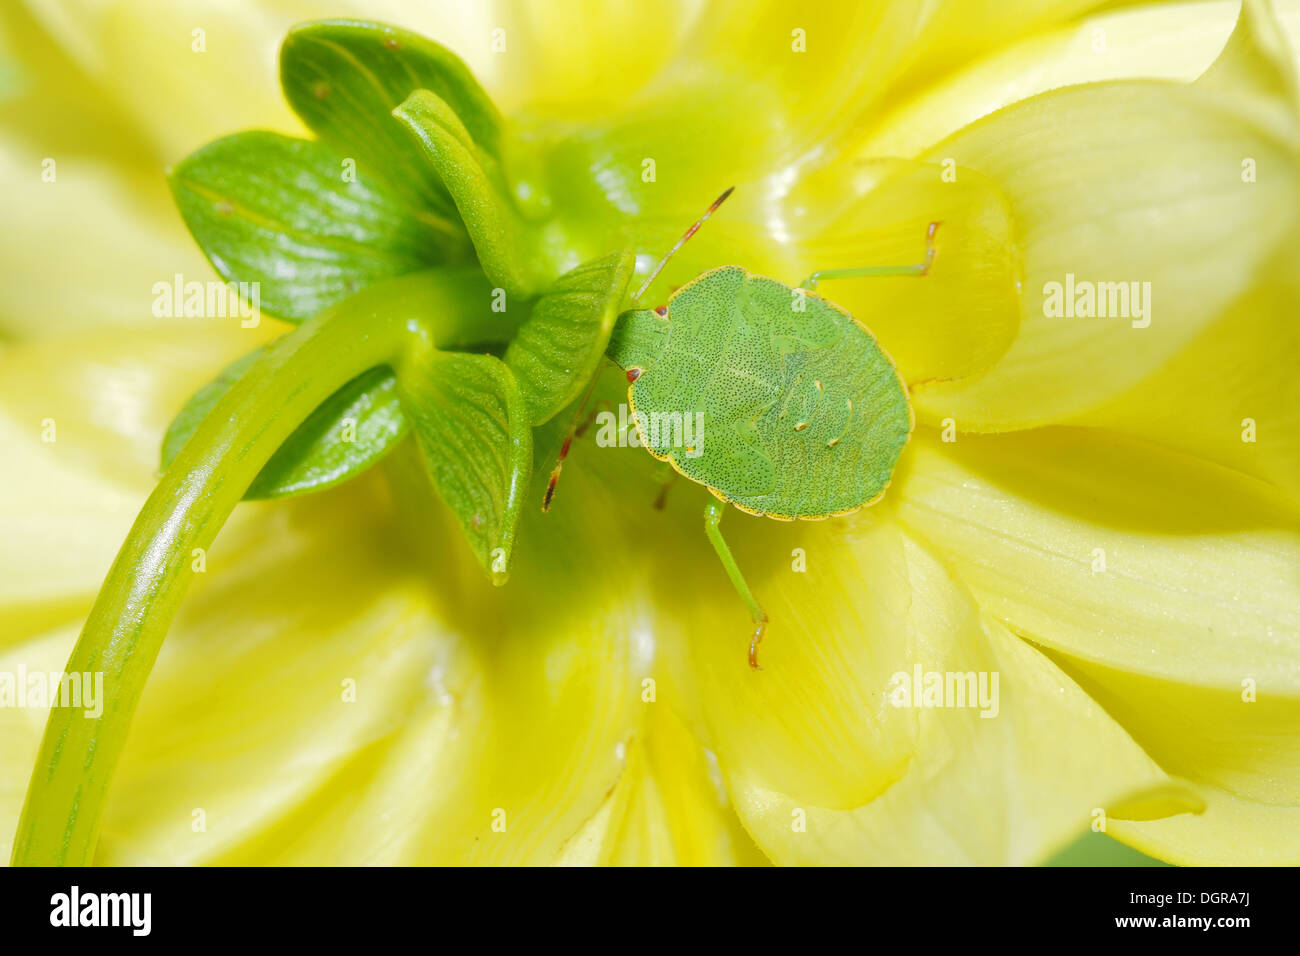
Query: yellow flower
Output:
[[1, 0, 1297, 865]]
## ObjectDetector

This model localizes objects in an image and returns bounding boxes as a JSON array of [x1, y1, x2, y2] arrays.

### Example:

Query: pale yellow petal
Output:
[[779, 158, 1021, 384], [1, 438, 664, 864], [649, 509, 1186, 864], [16, 0, 598, 159], [910, 4, 1300, 426], [896, 430, 1300, 687], [557, 704, 768, 866], [0, 3, 217, 339], [1069, 261, 1300, 501], [91, 477, 444, 864], [0, 326, 272, 639], [1110, 785, 1300, 866], [1057, 654, 1300, 830], [663, 0, 1120, 166], [861, 0, 1243, 158], [21, 0, 300, 161], [895, 429, 1300, 860], [1, 1, 149, 165], [1199, 0, 1300, 145], [489, 0, 698, 114], [85, 430, 665, 864], [0, 142, 220, 339]]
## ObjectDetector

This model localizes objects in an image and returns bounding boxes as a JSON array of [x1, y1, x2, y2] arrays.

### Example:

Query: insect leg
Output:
[[574, 399, 613, 438], [541, 374, 605, 513], [703, 497, 769, 670], [652, 461, 677, 510], [800, 221, 942, 290]]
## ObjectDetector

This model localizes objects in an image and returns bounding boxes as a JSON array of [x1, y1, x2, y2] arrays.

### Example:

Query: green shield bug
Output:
[[546, 188, 940, 670]]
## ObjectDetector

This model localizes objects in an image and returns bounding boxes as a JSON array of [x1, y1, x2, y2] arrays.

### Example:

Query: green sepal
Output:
[[398, 349, 533, 585], [395, 88, 562, 298], [506, 250, 637, 425], [169, 130, 463, 323], [161, 348, 408, 499], [280, 19, 504, 218]]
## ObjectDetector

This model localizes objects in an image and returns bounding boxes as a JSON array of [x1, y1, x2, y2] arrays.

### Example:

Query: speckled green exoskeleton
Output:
[[547, 189, 940, 669]]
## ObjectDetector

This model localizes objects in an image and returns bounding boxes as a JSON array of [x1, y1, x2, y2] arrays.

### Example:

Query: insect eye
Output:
[[627, 368, 643, 383]]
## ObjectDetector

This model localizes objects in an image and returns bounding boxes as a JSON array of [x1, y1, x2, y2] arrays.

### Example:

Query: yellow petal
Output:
[[0, 326, 271, 639], [1057, 654, 1300, 831], [896, 429, 1300, 686], [88, 476, 443, 863], [894, 429, 1300, 861], [18, 0, 666, 161], [21, 0, 301, 161], [0, 437, 661, 863], [504, 0, 1130, 287], [662, 512, 923, 813], [488, 0, 694, 114], [910, 5, 1300, 427], [1, 2, 149, 166], [1110, 786, 1300, 866], [556, 704, 768, 866], [1063, 5, 1300, 501], [1198, 0, 1300, 146], [1069, 261, 1300, 501], [0, 4, 217, 339], [649, 507, 1187, 864], [0, 140, 220, 339], [0, 630, 78, 860], [778, 158, 1021, 384], [0, 420, 135, 644], [85, 428, 663, 863], [860, 0, 1243, 158], [662, 0, 1122, 165]]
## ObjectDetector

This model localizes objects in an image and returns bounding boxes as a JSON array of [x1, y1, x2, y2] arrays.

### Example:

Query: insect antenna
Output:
[[631, 185, 735, 303], [543, 186, 736, 513]]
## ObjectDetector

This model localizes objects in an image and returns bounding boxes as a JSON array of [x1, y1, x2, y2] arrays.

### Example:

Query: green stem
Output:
[[10, 270, 504, 866]]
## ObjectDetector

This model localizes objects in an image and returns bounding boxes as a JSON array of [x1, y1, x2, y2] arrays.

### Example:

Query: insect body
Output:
[[548, 189, 939, 669], [608, 267, 913, 519]]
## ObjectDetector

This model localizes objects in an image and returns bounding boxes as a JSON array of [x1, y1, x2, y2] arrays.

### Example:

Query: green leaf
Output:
[[169, 130, 464, 323], [1041, 831, 1170, 867], [505, 250, 637, 425], [398, 349, 533, 584], [161, 347, 408, 499], [280, 19, 504, 219], [394, 88, 555, 298]]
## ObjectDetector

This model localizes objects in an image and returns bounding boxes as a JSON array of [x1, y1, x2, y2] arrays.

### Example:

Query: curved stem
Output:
[[10, 270, 500, 866]]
